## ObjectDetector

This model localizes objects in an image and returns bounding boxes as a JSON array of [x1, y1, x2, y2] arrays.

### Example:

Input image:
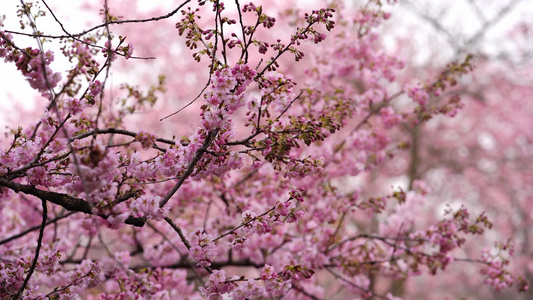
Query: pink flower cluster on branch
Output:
[[0, 31, 61, 93]]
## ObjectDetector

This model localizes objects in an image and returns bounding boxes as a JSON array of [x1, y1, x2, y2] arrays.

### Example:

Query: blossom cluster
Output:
[[65, 143, 120, 209], [0, 31, 61, 93], [189, 228, 217, 268], [199, 265, 293, 299]]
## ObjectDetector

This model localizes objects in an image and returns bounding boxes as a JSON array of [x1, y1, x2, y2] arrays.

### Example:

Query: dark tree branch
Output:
[[164, 217, 191, 250], [0, 178, 145, 227], [130, 257, 265, 271], [13, 199, 47, 299]]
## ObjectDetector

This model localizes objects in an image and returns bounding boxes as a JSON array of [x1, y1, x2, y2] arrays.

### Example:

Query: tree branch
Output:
[[0, 178, 145, 227], [13, 199, 47, 299], [159, 130, 216, 208]]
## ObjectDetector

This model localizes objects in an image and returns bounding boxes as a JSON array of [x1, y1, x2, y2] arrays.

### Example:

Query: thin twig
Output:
[[0, 212, 76, 246], [291, 285, 322, 300]]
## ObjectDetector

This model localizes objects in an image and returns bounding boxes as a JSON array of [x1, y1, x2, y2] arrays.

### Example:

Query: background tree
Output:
[[370, 0, 533, 298]]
